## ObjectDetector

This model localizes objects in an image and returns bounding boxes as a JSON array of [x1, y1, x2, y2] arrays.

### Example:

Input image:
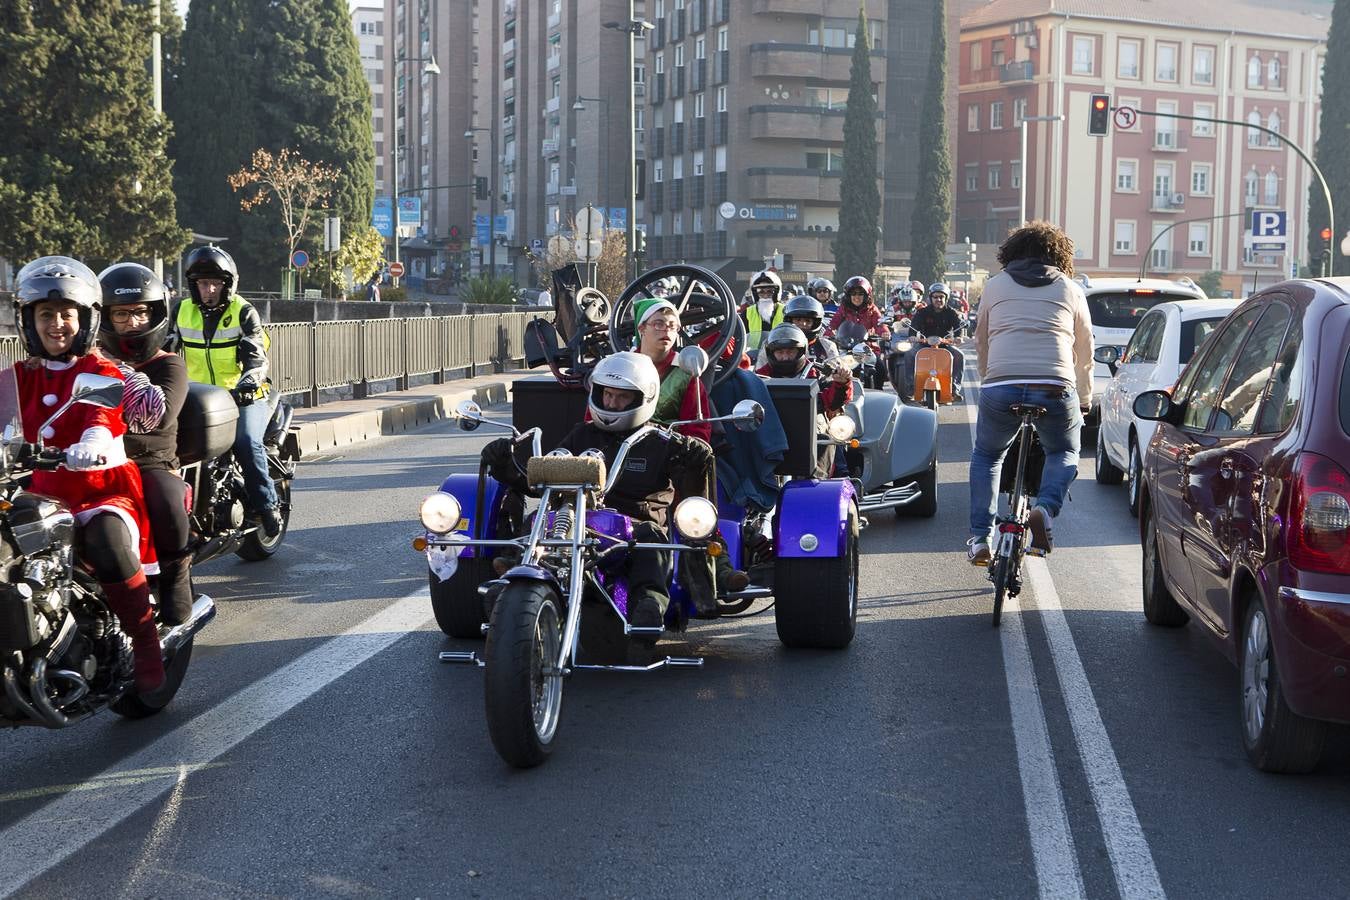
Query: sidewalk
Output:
[[285, 370, 535, 457]]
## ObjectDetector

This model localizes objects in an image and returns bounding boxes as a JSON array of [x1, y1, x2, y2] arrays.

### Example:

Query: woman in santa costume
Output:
[[12, 256, 164, 694]]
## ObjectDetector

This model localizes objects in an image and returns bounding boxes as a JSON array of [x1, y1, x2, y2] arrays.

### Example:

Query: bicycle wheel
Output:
[[991, 552, 1011, 627]]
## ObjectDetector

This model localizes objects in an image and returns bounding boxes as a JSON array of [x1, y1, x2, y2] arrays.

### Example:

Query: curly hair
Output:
[[997, 220, 1076, 276]]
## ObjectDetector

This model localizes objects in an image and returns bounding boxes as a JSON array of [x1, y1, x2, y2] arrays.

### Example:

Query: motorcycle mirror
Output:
[[676, 345, 709, 377], [851, 342, 868, 355], [455, 399, 483, 432], [731, 399, 764, 432], [70, 373, 124, 409]]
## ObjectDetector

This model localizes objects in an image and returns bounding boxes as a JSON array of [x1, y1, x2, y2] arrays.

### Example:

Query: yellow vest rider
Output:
[[742, 268, 786, 353]]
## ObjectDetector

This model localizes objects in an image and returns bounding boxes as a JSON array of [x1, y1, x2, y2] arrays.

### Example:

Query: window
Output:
[[1193, 45, 1215, 85], [1155, 100, 1177, 148], [990, 101, 1004, 130], [1072, 35, 1095, 75], [1266, 110, 1281, 147], [1178, 306, 1262, 430], [1191, 163, 1212, 196], [717, 27, 728, 52], [1264, 170, 1280, 205], [1011, 161, 1022, 189], [654, 160, 663, 182], [716, 85, 726, 111], [991, 39, 1006, 67], [988, 164, 1002, 190], [1248, 55, 1262, 88], [1153, 163, 1174, 205], [1268, 56, 1282, 88], [970, 41, 983, 73], [675, 45, 684, 67], [967, 104, 980, 132], [1244, 169, 1259, 205], [1114, 220, 1136, 253], [965, 164, 978, 192], [672, 157, 683, 179], [1213, 304, 1292, 435], [694, 92, 704, 117], [655, 53, 664, 75], [695, 36, 705, 59], [1247, 110, 1262, 147], [1257, 315, 1303, 434], [1188, 222, 1210, 255], [1118, 39, 1140, 78], [693, 150, 704, 175], [1116, 158, 1138, 192], [1193, 102, 1215, 136], [673, 97, 684, 123], [1156, 43, 1178, 82], [1123, 311, 1165, 362], [1013, 97, 1028, 125]]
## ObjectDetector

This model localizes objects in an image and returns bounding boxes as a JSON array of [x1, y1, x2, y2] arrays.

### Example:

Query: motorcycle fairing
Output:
[[774, 478, 856, 559]]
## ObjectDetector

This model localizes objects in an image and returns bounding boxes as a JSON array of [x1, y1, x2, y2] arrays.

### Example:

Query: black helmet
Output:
[[184, 245, 238, 306], [764, 323, 809, 377], [14, 256, 102, 360], [782, 294, 825, 340], [97, 263, 171, 364]]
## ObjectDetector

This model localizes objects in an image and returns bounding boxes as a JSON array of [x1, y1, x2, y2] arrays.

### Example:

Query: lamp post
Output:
[[1018, 114, 1064, 226], [603, 16, 655, 279], [572, 95, 611, 218], [392, 55, 441, 286], [465, 126, 499, 277]]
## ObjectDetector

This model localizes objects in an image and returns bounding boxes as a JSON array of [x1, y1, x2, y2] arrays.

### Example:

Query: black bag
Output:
[[1000, 429, 1044, 498]]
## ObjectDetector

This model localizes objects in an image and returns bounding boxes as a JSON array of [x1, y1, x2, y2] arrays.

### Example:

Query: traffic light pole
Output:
[[1112, 106, 1334, 276], [1138, 210, 1250, 281]]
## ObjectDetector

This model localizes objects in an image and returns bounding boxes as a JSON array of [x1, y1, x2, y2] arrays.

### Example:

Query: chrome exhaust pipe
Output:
[[162, 595, 216, 657], [3, 663, 45, 727], [26, 658, 71, 728]]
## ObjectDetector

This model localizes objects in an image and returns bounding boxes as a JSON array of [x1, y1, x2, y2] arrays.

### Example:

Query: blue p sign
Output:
[[1252, 210, 1287, 238]]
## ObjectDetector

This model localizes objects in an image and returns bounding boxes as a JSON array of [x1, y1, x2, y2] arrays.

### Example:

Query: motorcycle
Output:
[[0, 372, 214, 728], [831, 319, 888, 390], [897, 328, 960, 410], [178, 382, 298, 564]]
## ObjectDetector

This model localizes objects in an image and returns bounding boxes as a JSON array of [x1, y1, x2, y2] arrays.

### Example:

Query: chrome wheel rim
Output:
[[1128, 445, 1140, 507], [1242, 609, 1271, 744], [532, 599, 563, 744]]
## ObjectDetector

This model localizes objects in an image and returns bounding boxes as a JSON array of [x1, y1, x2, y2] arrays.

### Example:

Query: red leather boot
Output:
[[103, 572, 166, 694]]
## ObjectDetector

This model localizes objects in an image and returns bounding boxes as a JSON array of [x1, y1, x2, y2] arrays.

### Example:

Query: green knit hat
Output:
[[634, 297, 678, 328]]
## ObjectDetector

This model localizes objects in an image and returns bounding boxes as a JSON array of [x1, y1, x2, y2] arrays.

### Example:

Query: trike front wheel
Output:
[[483, 580, 565, 768]]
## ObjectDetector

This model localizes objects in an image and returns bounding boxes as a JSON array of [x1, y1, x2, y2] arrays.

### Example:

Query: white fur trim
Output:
[[72, 505, 157, 576]]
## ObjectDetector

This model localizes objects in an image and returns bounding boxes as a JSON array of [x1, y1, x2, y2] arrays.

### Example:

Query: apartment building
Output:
[[958, 0, 1329, 293], [353, 2, 387, 195]]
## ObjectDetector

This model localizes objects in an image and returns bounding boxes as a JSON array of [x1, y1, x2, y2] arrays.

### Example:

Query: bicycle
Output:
[[987, 403, 1049, 627]]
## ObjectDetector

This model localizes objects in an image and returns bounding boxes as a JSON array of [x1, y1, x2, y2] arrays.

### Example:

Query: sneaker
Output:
[[967, 537, 991, 566], [1028, 505, 1054, 554], [724, 569, 750, 593]]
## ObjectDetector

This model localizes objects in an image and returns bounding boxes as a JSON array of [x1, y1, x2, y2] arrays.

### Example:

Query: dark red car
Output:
[[1133, 278, 1350, 773]]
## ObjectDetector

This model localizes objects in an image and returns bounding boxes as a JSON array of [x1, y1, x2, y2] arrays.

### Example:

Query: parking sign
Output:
[[1251, 210, 1287, 239]]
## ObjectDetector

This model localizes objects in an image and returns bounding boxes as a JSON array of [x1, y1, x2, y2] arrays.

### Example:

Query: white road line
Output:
[[0, 591, 434, 898], [959, 373, 1085, 899], [1025, 561, 1165, 900]]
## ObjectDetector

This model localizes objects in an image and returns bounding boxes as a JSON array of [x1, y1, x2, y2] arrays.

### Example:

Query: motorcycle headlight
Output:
[[419, 491, 462, 535], [673, 496, 718, 541], [827, 415, 856, 442], [895, 341, 913, 353]]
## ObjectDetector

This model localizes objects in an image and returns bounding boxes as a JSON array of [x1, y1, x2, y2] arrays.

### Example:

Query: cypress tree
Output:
[[908, 0, 953, 287], [833, 11, 881, 284], [1309, 0, 1348, 272], [0, 1, 188, 265]]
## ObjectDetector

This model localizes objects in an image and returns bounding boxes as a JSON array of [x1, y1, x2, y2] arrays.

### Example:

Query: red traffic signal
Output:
[[449, 225, 461, 238], [1321, 227, 1332, 241], [1088, 94, 1111, 136]]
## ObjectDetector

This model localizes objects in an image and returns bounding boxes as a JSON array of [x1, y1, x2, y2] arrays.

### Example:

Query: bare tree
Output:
[[227, 147, 339, 266]]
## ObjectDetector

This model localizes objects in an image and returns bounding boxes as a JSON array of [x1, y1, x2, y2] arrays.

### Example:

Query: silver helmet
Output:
[[15, 256, 102, 360], [587, 351, 660, 432]]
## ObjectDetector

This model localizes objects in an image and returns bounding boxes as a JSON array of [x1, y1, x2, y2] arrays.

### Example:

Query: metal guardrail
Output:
[[0, 311, 552, 407]]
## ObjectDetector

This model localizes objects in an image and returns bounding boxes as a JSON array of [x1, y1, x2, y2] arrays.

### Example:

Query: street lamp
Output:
[[1018, 114, 1064, 226], [391, 55, 441, 286], [602, 16, 655, 278], [572, 95, 611, 216], [465, 126, 499, 277]]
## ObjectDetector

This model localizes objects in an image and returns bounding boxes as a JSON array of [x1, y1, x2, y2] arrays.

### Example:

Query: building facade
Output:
[[958, 0, 1329, 293], [353, 2, 387, 195]]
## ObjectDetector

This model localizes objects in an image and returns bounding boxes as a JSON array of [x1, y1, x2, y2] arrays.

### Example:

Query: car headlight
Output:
[[827, 415, 856, 442], [673, 496, 718, 541], [419, 491, 462, 534]]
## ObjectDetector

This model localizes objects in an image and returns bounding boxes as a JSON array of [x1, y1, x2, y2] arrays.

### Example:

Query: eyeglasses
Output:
[[110, 307, 153, 323], [643, 320, 678, 332]]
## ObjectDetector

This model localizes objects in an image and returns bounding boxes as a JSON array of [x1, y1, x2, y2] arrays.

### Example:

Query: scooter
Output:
[[904, 328, 960, 410]]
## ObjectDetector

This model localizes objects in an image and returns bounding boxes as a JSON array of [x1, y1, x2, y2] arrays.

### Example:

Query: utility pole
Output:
[[151, 0, 163, 279]]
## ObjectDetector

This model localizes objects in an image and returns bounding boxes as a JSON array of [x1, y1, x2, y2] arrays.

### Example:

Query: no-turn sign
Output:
[[388, 261, 405, 279], [1112, 106, 1137, 130]]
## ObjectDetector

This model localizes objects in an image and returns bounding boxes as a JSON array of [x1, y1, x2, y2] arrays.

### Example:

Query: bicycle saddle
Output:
[[1009, 404, 1048, 418]]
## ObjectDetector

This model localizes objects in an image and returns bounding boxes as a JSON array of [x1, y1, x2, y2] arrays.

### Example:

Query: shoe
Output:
[[967, 537, 991, 567], [724, 569, 750, 593], [953, 386, 964, 401], [629, 594, 665, 631], [1028, 505, 1054, 554], [260, 506, 284, 538]]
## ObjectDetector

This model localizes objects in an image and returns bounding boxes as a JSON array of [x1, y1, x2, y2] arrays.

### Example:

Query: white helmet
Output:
[[587, 351, 660, 432], [750, 269, 784, 304]]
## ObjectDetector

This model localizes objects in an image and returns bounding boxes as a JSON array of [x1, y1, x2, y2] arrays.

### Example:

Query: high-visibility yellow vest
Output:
[[745, 303, 785, 351], [176, 295, 269, 390]]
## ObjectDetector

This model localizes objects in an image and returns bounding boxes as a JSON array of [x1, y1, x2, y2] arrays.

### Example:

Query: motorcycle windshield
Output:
[[0, 367, 20, 443], [835, 321, 868, 346]]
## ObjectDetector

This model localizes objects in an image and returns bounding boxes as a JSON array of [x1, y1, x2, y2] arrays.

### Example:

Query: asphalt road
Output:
[[1, 373, 1348, 899]]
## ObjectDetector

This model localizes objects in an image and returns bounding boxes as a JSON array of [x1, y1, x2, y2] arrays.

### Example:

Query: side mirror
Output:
[[1132, 390, 1174, 421], [455, 399, 483, 432], [1093, 345, 1121, 366], [731, 399, 765, 432], [676, 345, 709, 376], [851, 342, 868, 356], [70, 373, 124, 409]]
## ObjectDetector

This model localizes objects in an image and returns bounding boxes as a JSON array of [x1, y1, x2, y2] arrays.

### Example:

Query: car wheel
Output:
[[1241, 596, 1327, 773], [1126, 439, 1143, 519], [1094, 430, 1124, 485], [1142, 512, 1188, 627]]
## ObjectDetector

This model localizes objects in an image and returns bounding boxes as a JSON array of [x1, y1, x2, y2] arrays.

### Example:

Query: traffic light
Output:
[[1322, 227, 1333, 276], [449, 224, 461, 239], [1088, 94, 1111, 136], [634, 230, 647, 256]]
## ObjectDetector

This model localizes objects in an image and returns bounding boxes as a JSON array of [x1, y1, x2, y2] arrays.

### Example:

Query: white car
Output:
[[1075, 275, 1208, 421], [1093, 298, 1241, 515]]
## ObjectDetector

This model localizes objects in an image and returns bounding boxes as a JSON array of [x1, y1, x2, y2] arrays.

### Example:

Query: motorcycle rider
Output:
[[755, 324, 852, 477], [807, 276, 837, 314], [756, 293, 838, 369], [741, 269, 786, 355], [823, 276, 890, 387], [632, 297, 712, 444], [12, 257, 164, 693], [908, 282, 967, 400], [887, 285, 920, 398], [483, 352, 717, 629], [175, 246, 282, 538], [98, 263, 194, 627]]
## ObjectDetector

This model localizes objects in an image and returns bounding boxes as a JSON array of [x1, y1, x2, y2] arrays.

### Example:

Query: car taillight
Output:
[[1288, 452, 1350, 574]]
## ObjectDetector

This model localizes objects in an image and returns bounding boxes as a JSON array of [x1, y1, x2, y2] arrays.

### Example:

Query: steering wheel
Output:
[[609, 264, 740, 386]]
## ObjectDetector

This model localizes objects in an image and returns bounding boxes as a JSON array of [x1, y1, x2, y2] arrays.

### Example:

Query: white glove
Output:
[[65, 426, 113, 471]]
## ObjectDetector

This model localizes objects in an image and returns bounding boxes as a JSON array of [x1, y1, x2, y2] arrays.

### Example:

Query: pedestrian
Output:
[[966, 221, 1093, 565], [366, 272, 381, 302]]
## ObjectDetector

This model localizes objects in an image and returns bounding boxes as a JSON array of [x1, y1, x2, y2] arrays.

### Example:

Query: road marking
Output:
[[0, 591, 433, 898]]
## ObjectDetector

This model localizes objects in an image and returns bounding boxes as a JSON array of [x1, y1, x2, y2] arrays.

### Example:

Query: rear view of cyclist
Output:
[[967, 221, 1092, 565]]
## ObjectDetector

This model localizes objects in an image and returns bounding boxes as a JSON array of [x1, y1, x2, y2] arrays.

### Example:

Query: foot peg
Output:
[[438, 651, 484, 666]]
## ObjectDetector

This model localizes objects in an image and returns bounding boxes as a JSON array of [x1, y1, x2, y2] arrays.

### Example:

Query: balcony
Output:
[[672, 66, 686, 98], [547, 53, 561, 72], [1150, 192, 1185, 212], [691, 117, 707, 149], [547, 9, 560, 27], [670, 179, 684, 208], [747, 167, 842, 204], [671, 9, 685, 41], [671, 122, 685, 154], [749, 105, 848, 142], [750, 44, 885, 83], [502, 114, 515, 134], [545, 180, 560, 196], [650, 183, 664, 212], [652, 18, 665, 49], [712, 171, 728, 204], [714, 0, 730, 24], [502, 76, 514, 96], [690, 175, 706, 208], [692, 58, 707, 91], [651, 126, 665, 158], [999, 60, 1035, 83], [690, 0, 706, 32], [713, 111, 729, 145], [750, 0, 827, 13], [652, 73, 666, 105], [502, 38, 515, 57], [542, 139, 559, 157]]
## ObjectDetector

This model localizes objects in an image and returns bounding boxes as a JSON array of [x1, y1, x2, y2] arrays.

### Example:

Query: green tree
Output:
[[0, 1, 189, 265], [1309, 0, 1349, 273], [1195, 270, 1224, 297], [908, 0, 953, 287], [832, 11, 880, 284]]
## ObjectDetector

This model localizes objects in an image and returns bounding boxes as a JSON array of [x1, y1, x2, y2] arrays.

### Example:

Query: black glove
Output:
[[482, 437, 522, 487], [233, 375, 259, 406]]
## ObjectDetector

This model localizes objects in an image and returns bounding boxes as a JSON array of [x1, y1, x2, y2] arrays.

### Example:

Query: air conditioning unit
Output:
[[1172, 192, 1185, 205], [1025, 34, 1038, 49]]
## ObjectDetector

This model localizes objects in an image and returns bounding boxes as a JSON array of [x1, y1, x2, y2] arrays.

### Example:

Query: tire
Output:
[[236, 480, 290, 561], [1126, 439, 1143, 519], [430, 556, 496, 639], [483, 580, 565, 768], [896, 458, 938, 519], [774, 506, 859, 649], [112, 639, 193, 719], [1094, 432, 1124, 485], [924, 388, 939, 411], [1142, 512, 1188, 626], [991, 554, 1011, 627], [1240, 596, 1327, 773]]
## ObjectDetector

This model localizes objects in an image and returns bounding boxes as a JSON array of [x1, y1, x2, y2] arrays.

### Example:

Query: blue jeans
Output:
[[969, 383, 1081, 541], [235, 399, 279, 512], [947, 345, 966, 390]]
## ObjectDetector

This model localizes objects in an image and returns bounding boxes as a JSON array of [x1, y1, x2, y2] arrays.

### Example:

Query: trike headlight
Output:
[[827, 415, 856, 442], [419, 491, 462, 534], [673, 497, 718, 541]]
